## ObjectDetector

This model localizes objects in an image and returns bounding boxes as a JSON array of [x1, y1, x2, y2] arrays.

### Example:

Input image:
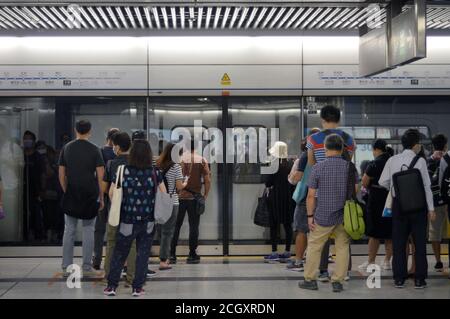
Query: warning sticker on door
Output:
[[221, 73, 231, 86]]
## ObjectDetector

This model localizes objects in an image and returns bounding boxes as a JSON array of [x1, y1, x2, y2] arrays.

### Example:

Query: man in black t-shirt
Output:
[[59, 120, 105, 277]]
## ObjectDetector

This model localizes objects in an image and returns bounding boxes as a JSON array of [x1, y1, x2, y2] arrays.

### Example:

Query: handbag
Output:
[[254, 188, 271, 227], [108, 165, 124, 227], [152, 169, 174, 224], [382, 189, 393, 218], [343, 162, 365, 240], [292, 165, 312, 204]]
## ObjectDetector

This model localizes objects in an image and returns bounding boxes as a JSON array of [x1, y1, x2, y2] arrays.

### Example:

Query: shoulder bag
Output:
[[343, 162, 365, 240], [108, 164, 124, 227], [153, 168, 174, 225]]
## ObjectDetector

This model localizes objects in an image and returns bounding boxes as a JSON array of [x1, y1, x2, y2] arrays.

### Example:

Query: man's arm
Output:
[[307, 149, 316, 166], [419, 158, 435, 220], [96, 166, 105, 211], [58, 166, 67, 193], [306, 188, 317, 231], [202, 160, 211, 199]]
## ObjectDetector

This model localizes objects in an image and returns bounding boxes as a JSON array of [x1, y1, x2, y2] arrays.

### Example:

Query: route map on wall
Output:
[[304, 64, 450, 90], [0, 65, 147, 90]]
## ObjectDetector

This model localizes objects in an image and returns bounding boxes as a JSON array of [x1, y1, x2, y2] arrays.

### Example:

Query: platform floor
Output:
[[0, 254, 449, 299]]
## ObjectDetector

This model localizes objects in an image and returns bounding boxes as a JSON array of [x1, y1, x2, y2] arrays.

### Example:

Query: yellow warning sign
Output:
[[221, 73, 231, 86]]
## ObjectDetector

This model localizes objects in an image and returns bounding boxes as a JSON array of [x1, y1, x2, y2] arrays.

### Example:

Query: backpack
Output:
[[440, 154, 450, 204], [392, 155, 428, 215], [427, 156, 445, 207], [343, 162, 365, 240]]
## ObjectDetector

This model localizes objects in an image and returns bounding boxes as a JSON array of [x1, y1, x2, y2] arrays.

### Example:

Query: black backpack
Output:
[[427, 156, 445, 207], [440, 154, 450, 204], [392, 155, 428, 215]]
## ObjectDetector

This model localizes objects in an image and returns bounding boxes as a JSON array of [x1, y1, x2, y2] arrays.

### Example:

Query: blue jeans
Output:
[[62, 214, 96, 270], [108, 221, 155, 289]]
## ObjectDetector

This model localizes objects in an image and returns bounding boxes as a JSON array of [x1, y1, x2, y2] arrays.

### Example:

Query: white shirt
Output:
[[379, 149, 434, 211]]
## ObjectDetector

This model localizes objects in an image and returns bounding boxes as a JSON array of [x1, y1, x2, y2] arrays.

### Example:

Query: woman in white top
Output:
[[156, 142, 188, 270]]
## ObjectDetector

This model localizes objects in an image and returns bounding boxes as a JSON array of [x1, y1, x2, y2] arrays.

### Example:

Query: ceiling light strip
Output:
[[125, 7, 136, 29], [323, 7, 349, 29], [115, 7, 129, 29], [143, 6, 153, 28], [197, 7, 203, 29], [308, 7, 331, 29], [12, 7, 41, 29], [96, 6, 112, 29], [228, 6, 240, 29], [170, 7, 177, 29], [213, 7, 221, 29], [316, 7, 341, 29], [221, 7, 231, 29], [252, 7, 267, 29], [106, 6, 121, 29], [87, 7, 104, 29], [78, 6, 97, 29], [205, 7, 212, 29], [134, 7, 144, 29], [236, 7, 248, 29], [244, 7, 258, 29], [260, 7, 278, 29], [23, 6, 52, 29], [283, 7, 304, 29], [300, 7, 323, 29], [275, 7, 294, 29], [40, 7, 65, 29], [268, 7, 286, 29], [292, 7, 313, 29]]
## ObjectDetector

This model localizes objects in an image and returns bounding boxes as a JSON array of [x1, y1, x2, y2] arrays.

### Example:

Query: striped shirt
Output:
[[306, 129, 356, 163], [162, 163, 183, 206]]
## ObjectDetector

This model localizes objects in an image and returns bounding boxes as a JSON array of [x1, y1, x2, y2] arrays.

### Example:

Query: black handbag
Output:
[[254, 188, 271, 227]]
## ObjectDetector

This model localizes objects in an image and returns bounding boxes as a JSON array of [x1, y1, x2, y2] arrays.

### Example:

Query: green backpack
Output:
[[343, 162, 365, 240]]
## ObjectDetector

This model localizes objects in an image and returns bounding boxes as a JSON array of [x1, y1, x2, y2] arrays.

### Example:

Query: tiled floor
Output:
[[0, 255, 449, 299]]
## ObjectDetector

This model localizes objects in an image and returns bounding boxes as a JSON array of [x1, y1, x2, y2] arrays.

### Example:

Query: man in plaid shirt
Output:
[[299, 134, 358, 293]]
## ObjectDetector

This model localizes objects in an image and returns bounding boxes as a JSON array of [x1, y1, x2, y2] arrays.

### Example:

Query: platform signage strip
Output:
[[303, 64, 450, 90], [0, 65, 147, 90]]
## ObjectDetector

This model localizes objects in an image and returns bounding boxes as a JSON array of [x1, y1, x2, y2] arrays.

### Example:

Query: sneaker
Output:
[[169, 256, 177, 264], [298, 280, 318, 291], [382, 260, 392, 270], [132, 288, 145, 297], [414, 279, 427, 289], [318, 271, 330, 282], [264, 252, 279, 263], [93, 264, 101, 271], [328, 255, 335, 264], [62, 268, 70, 278], [146, 269, 157, 278], [82, 267, 100, 278], [332, 282, 343, 293], [103, 286, 116, 296], [434, 261, 444, 272], [394, 279, 405, 288], [358, 261, 368, 270], [278, 252, 292, 263], [344, 271, 350, 281], [187, 254, 201, 264], [286, 260, 304, 271]]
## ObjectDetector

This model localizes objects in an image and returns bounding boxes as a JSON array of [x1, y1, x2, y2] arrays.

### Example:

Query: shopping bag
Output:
[[382, 190, 393, 218], [254, 189, 271, 227], [292, 165, 311, 204]]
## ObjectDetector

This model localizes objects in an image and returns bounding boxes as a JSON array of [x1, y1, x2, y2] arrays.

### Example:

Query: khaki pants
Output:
[[304, 223, 350, 283], [104, 223, 136, 282]]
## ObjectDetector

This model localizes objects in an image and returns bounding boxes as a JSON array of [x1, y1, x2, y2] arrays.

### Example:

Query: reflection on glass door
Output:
[[0, 108, 23, 241], [228, 97, 301, 242], [148, 97, 223, 244]]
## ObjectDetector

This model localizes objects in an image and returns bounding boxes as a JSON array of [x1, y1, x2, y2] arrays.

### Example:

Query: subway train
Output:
[[0, 35, 450, 256]]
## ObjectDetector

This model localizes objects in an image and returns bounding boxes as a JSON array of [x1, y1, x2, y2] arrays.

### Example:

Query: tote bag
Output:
[[292, 165, 312, 204], [108, 165, 124, 227], [254, 188, 271, 227], [152, 169, 174, 225]]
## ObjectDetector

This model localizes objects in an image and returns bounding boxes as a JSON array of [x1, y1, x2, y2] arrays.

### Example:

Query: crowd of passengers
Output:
[[0, 104, 448, 296]]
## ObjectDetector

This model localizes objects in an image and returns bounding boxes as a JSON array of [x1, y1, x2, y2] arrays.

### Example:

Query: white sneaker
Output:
[[358, 261, 373, 270], [344, 271, 350, 281], [382, 260, 392, 270]]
